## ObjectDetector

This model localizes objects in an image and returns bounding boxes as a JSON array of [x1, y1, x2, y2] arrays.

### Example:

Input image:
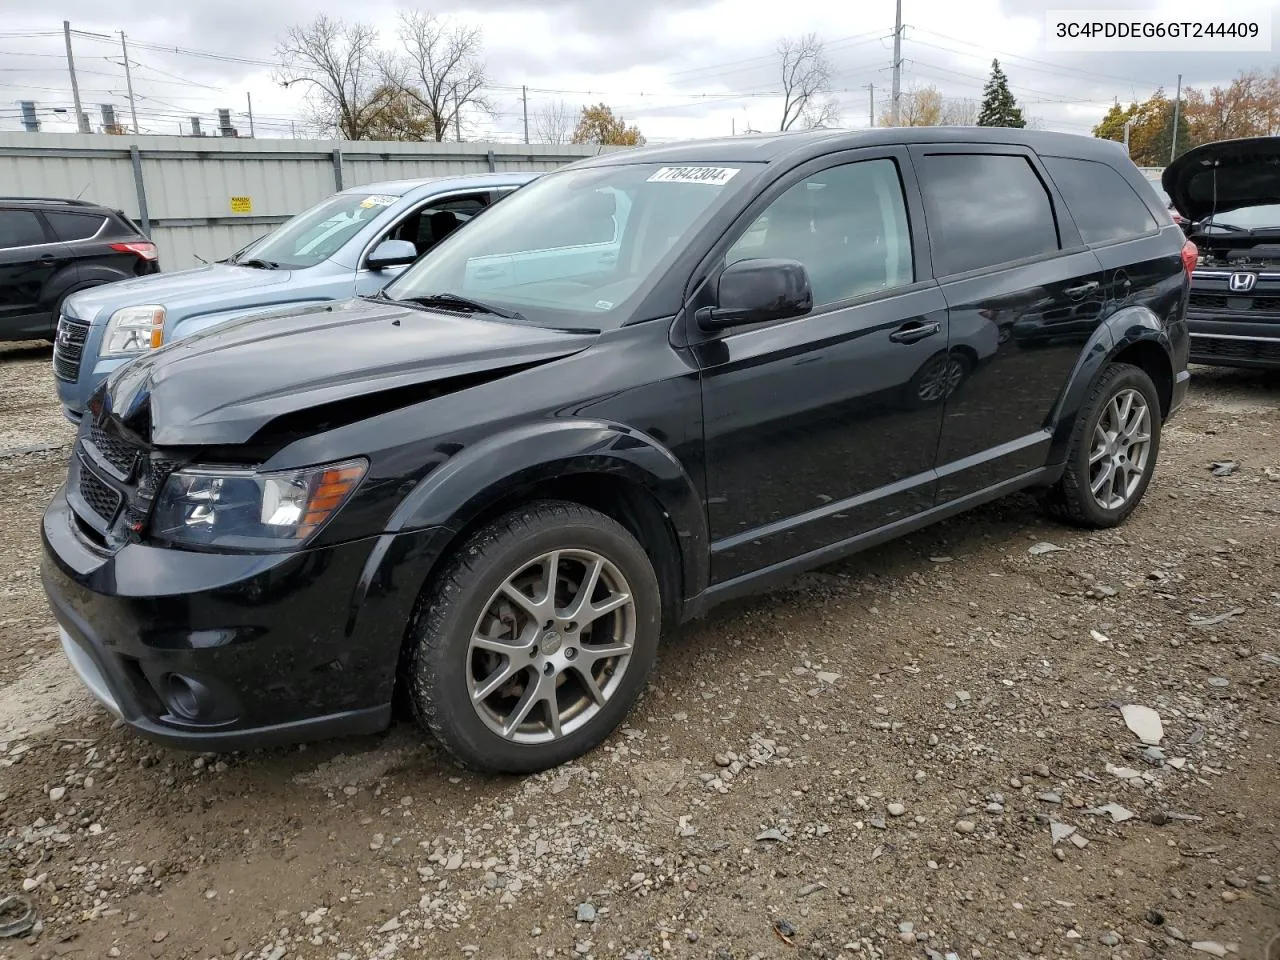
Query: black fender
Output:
[[367, 418, 709, 606], [75, 263, 135, 285], [1046, 305, 1174, 466]]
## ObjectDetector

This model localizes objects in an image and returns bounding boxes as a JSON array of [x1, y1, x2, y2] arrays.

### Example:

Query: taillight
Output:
[[1180, 239, 1198, 278], [109, 241, 158, 262]]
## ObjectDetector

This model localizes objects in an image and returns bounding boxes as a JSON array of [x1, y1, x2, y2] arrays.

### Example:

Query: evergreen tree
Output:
[[977, 59, 1026, 128]]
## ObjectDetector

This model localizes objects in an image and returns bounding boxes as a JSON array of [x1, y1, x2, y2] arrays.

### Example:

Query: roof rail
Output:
[[0, 196, 100, 207]]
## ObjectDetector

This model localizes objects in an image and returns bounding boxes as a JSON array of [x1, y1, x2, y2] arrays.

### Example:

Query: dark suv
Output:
[[42, 129, 1192, 774], [0, 198, 158, 342]]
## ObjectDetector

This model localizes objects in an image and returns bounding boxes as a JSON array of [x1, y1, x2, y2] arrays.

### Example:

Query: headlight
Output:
[[151, 459, 367, 551], [102, 305, 165, 357]]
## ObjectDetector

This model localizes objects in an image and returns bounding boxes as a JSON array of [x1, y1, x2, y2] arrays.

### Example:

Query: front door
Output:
[[695, 150, 948, 584], [908, 146, 1107, 502]]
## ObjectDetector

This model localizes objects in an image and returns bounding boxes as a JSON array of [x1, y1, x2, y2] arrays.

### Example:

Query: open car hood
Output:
[[1163, 136, 1280, 222], [101, 297, 597, 446]]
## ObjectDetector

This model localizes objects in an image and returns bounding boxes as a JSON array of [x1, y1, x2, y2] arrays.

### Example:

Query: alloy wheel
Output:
[[466, 549, 636, 744], [1088, 388, 1152, 511]]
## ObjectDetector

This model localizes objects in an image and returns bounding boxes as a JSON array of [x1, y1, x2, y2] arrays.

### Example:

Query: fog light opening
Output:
[[163, 674, 204, 721]]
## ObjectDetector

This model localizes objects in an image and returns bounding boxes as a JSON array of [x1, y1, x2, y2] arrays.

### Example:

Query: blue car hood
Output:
[[64, 263, 298, 324]]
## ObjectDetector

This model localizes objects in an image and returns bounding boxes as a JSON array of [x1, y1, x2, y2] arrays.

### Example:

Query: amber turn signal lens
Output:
[[296, 463, 367, 538]]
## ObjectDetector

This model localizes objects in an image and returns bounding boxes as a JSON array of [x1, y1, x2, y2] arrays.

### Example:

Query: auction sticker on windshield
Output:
[[359, 195, 399, 208], [647, 166, 740, 186]]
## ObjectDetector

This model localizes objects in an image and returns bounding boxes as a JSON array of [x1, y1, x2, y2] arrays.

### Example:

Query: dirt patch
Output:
[[0, 354, 1277, 960]]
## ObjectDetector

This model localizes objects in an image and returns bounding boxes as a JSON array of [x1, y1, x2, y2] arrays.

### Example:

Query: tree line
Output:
[[1092, 68, 1280, 167], [277, 14, 1272, 156]]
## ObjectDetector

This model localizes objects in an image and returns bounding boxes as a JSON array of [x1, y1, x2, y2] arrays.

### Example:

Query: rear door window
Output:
[[0, 210, 49, 249], [1043, 156, 1158, 244], [44, 211, 107, 242], [915, 153, 1060, 276]]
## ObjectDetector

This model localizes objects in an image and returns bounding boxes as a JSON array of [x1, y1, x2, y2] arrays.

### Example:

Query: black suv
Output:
[[0, 198, 159, 342], [1165, 136, 1280, 369], [42, 129, 1192, 774]]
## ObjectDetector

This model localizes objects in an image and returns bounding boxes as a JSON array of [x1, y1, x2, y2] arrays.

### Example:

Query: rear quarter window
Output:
[[44, 211, 107, 242], [915, 153, 1060, 276], [1043, 156, 1159, 245]]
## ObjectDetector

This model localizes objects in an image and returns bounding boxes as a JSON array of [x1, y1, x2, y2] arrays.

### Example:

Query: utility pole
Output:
[[452, 83, 461, 141], [890, 0, 903, 126], [120, 31, 139, 134], [1124, 119, 1131, 156], [246, 91, 255, 137], [1170, 73, 1182, 163], [521, 85, 529, 144], [866, 82, 875, 127], [63, 21, 89, 134]]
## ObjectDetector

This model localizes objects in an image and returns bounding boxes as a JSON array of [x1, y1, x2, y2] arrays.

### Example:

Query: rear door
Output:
[[908, 146, 1106, 503], [696, 148, 948, 583], [0, 207, 73, 338]]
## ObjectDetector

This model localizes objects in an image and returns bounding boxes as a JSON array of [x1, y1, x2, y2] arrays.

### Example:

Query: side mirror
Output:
[[696, 258, 813, 331], [367, 239, 419, 271]]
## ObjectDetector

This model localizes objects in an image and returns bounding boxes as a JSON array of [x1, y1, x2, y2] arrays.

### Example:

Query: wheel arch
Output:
[[1047, 306, 1175, 465]]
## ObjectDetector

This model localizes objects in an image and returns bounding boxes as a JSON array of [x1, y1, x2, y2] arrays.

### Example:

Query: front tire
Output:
[[1043, 362, 1162, 528], [406, 500, 661, 774]]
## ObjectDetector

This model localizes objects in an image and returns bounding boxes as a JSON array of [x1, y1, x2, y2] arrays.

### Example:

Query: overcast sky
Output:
[[1, 0, 1276, 141]]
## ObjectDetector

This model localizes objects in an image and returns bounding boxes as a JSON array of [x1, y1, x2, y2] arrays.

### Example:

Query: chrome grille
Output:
[[53, 317, 89, 382]]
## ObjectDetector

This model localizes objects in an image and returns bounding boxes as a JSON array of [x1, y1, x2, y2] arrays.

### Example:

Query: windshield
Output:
[[384, 162, 762, 328], [232, 191, 401, 269], [1203, 203, 1280, 231]]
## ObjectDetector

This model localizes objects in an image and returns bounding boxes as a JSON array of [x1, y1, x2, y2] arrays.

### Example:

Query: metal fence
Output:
[[0, 133, 619, 270]]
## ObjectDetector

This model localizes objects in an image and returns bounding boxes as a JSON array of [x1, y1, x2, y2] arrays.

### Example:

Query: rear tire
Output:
[[1043, 362, 1162, 528], [406, 500, 661, 774]]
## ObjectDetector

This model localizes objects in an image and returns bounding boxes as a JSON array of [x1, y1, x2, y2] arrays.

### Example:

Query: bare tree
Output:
[[778, 34, 837, 131], [533, 99, 574, 144], [941, 96, 979, 126], [275, 15, 389, 140], [389, 11, 491, 142]]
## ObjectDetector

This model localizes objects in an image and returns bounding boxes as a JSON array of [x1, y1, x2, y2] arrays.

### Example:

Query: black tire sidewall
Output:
[[412, 506, 661, 774], [1068, 364, 1162, 526]]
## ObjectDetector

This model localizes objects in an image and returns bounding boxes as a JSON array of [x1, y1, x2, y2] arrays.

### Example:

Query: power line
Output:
[[907, 27, 1164, 88]]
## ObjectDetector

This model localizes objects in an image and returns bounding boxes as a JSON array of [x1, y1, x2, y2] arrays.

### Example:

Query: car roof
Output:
[[0, 196, 114, 212], [341, 171, 541, 198], [569, 127, 1132, 169]]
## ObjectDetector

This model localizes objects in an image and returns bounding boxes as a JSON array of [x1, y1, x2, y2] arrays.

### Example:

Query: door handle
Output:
[[1064, 280, 1099, 299], [888, 320, 941, 344], [472, 267, 503, 278]]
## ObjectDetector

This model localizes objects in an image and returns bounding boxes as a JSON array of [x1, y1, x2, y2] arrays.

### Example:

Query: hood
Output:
[[65, 263, 296, 323], [1163, 136, 1280, 222], [102, 297, 597, 446]]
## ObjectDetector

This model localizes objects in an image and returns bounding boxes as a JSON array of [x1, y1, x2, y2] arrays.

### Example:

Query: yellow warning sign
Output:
[[230, 196, 253, 214]]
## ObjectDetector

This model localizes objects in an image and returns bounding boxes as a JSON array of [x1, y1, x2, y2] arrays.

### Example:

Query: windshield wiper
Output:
[[397, 292, 527, 322], [235, 257, 281, 270]]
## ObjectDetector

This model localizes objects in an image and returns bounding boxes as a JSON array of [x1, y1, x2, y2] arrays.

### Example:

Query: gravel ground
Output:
[[0, 341, 1277, 960]]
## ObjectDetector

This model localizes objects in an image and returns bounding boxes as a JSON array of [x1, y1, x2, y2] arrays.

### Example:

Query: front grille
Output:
[[87, 424, 141, 478], [77, 464, 123, 524], [1189, 292, 1280, 317], [1193, 336, 1280, 364], [53, 317, 89, 382]]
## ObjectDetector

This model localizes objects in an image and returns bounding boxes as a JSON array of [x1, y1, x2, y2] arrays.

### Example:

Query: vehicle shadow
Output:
[[0, 340, 52, 362]]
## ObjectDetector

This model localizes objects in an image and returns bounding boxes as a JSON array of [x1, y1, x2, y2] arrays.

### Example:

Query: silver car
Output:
[[54, 172, 538, 421]]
